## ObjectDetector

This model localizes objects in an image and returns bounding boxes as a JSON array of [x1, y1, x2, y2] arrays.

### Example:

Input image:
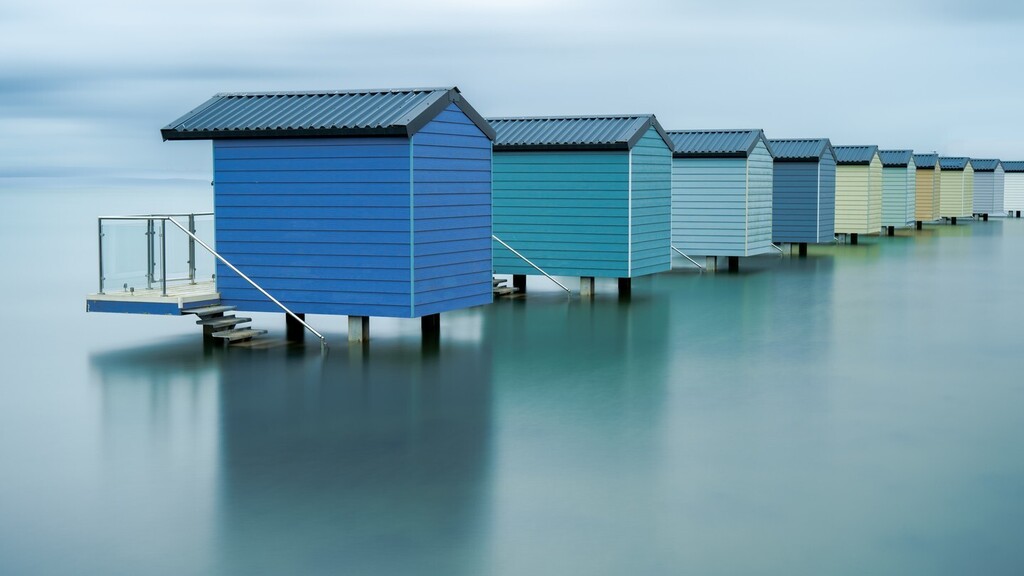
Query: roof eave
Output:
[[160, 126, 411, 141]]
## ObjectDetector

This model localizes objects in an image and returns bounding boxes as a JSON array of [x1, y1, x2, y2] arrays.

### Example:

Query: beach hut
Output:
[[1003, 161, 1024, 217], [970, 159, 1004, 220], [487, 115, 673, 296], [767, 138, 836, 255], [667, 129, 773, 271], [938, 157, 974, 224], [878, 150, 916, 235], [88, 87, 496, 344], [833, 146, 883, 244], [912, 153, 941, 228]]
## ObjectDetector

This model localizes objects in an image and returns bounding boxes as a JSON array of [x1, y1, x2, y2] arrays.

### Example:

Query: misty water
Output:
[[2, 185, 1023, 576]]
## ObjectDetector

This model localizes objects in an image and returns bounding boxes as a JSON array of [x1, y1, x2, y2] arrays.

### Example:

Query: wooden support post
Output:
[[286, 312, 305, 342], [887, 226, 895, 237], [705, 256, 717, 272], [951, 217, 958, 225], [421, 313, 440, 340], [916, 220, 923, 230], [798, 243, 808, 257], [727, 256, 739, 273], [580, 277, 595, 298], [851, 233, 859, 245], [617, 277, 631, 298], [1017, 211, 1021, 218], [512, 274, 527, 294], [983, 214, 989, 222], [348, 316, 369, 343]]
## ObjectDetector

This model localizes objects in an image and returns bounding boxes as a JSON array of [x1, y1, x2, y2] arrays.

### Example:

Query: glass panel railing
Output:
[[97, 213, 214, 295]]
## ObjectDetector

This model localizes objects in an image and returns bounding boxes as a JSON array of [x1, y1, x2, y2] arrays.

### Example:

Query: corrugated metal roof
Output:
[[666, 129, 767, 158], [834, 145, 879, 165], [970, 158, 1001, 171], [161, 87, 495, 141], [913, 153, 939, 168], [487, 115, 671, 151], [878, 149, 914, 167], [939, 156, 971, 170], [768, 138, 834, 161], [1001, 161, 1024, 172]]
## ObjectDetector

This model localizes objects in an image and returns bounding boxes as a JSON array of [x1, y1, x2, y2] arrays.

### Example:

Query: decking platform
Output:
[[86, 281, 220, 315]]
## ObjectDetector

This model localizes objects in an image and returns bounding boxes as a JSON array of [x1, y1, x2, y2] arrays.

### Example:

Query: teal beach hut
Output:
[[487, 115, 673, 297], [767, 138, 836, 255], [667, 129, 774, 272], [878, 150, 917, 235]]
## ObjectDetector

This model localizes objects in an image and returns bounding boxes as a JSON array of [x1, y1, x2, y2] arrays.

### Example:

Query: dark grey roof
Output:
[[834, 145, 879, 165], [666, 129, 770, 158], [878, 149, 915, 167], [939, 156, 971, 170], [913, 153, 940, 169], [161, 87, 495, 141], [486, 115, 671, 151], [1002, 161, 1024, 172], [970, 158, 1002, 171], [768, 138, 835, 162]]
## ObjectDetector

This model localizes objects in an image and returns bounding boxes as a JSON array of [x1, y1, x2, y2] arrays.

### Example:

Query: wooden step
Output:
[[493, 278, 507, 287], [211, 328, 267, 342], [196, 316, 251, 329], [184, 304, 236, 317], [493, 287, 518, 296]]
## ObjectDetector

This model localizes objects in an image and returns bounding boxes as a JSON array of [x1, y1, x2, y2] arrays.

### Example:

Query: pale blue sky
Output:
[[2, 0, 1022, 188]]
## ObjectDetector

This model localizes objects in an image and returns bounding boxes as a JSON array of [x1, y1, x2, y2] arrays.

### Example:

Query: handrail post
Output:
[[188, 213, 196, 285], [146, 218, 155, 289], [160, 219, 167, 296], [97, 218, 104, 294]]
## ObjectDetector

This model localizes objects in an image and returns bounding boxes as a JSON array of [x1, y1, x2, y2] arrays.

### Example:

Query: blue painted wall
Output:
[[672, 140, 774, 257], [772, 153, 835, 244], [412, 103, 493, 316], [212, 104, 492, 318], [492, 127, 670, 278], [629, 128, 672, 276]]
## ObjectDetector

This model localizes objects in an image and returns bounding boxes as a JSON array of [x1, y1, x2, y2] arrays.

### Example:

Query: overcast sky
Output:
[[3, 0, 1023, 189]]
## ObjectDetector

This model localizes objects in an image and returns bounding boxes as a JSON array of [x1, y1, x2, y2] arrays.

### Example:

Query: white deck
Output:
[[87, 281, 219, 307]]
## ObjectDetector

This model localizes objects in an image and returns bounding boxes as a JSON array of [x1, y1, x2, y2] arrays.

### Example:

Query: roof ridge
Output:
[[486, 114, 652, 121], [214, 87, 456, 97]]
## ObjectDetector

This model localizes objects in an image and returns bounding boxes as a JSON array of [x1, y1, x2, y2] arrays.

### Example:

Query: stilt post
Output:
[[286, 312, 306, 342], [580, 277, 595, 298], [348, 316, 369, 343]]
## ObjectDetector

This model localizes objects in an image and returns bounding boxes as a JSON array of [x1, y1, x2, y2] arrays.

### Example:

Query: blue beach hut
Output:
[[878, 149, 917, 235], [88, 87, 496, 344], [486, 115, 673, 297], [667, 130, 774, 271], [970, 159, 1004, 220], [767, 138, 836, 255]]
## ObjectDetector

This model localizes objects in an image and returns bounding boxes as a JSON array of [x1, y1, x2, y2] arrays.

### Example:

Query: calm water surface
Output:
[[2, 185, 1023, 575]]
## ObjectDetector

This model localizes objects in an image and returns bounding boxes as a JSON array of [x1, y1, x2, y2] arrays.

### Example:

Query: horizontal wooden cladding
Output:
[[215, 205, 488, 220], [217, 238, 483, 257], [915, 170, 940, 221], [882, 167, 915, 227], [216, 193, 489, 208], [1004, 173, 1024, 211], [221, 298, 411, 318], [630, 127, 673, 276], [411, 103, 494, 315], [215, 182, 485, 195]]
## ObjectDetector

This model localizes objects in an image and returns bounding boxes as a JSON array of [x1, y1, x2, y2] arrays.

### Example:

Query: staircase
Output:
[[493, 276, 519, 297], [184, 304, 267, 344]]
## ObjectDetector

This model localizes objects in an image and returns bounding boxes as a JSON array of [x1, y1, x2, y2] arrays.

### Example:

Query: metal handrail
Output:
[[97, 213, 327, 351], [770, 243, 785, 254], [671, 245, 705, 271], [164, 217, 327, 351], [491, 235, 572, 294]]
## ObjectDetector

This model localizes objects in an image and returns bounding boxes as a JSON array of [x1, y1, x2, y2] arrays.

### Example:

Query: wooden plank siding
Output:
[[772, 161, 820, 243], [972, 166, 1003, 215], [492, 151, 631, 277], [211, 104, 493, 318], [628, 128, 673, 276], [1005, 173, 1024, 213], [915, 166, 941, 222], [213, 137, 414, 317], [882, 160, 916, 228], [412, 103, 493, 316], [818, 153, 837, 241], [939, 166, 974, 218], [672, 140, 773, 257], [868, 154, 883, 233], [835, 164, 871, 234]]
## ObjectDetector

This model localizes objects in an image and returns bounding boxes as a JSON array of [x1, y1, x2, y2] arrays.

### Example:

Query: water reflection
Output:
[[213, 342, 493, 576]]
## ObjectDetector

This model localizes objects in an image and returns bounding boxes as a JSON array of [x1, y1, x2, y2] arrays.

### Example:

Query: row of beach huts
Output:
[[86, 87, 1024, 345]]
